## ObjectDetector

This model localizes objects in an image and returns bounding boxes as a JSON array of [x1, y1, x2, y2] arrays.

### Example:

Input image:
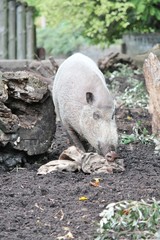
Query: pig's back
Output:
[[53, 53, 107, 103]]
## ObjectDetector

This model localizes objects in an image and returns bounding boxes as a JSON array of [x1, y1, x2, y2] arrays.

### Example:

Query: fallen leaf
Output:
[[122, 209, 130, 215], [79, 196, 88, 201], [63, 227, 70, 231], [58, 228, 74, 239], [54, 209, 64, 221], [90, 181, 100, 187], [127, 116, 132, 120], [35, 203, 44, 211], [65, 231, 74, 239]]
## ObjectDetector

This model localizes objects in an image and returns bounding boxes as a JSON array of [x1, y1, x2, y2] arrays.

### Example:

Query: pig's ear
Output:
[[86, 92, 94, 104]]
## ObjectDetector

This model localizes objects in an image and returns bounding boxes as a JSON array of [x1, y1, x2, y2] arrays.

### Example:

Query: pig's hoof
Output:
[[105, 151, 118, 162]]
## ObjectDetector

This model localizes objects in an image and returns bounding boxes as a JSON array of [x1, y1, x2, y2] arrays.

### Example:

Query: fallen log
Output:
[[98, 52, 133, 72], [0, 68, 56, 169]]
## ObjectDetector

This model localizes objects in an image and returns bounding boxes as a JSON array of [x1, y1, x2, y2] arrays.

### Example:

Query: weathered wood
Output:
[[0, 59, 62, 71], [16, 2, 26, 59], [143, 52, 160, 136], [98, 52, 133, 72], [0, 70, 56, 159], [0, 0, 36, 60], [26, 6, 35, 59], [8, 0, 16, 59], [0, 0, 8, 59]]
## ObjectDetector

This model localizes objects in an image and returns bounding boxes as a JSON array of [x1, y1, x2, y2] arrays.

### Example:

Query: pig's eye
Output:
[[93, 112, 100, 120]]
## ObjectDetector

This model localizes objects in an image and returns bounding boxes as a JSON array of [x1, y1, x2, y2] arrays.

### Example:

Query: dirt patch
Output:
[[0, 73, 160, 240]]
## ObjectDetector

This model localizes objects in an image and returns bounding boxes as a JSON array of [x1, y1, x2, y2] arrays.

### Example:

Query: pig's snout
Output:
[[98, 141, 116, 157], [105, 151, 118, 162]]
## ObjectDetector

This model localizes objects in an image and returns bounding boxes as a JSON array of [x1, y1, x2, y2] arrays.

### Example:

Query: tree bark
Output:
[[143, 52, 160, 136], [0, 70, 56, 161]]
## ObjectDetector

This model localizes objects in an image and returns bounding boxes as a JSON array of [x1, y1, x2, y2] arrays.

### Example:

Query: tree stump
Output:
[[0, 70, 56, 169], [143, 52, 160, 136]]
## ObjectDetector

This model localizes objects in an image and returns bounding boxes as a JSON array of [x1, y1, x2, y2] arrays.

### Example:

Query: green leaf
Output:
[[96, 199, 160, 239], [25, 0, 160, 48]]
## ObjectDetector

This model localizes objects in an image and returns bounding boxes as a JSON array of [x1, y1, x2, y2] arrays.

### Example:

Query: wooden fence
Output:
[[0, 0, 36, 60]]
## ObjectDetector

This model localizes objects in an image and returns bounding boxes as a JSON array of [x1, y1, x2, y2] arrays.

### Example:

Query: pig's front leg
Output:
[[66, 125, 86, 153]]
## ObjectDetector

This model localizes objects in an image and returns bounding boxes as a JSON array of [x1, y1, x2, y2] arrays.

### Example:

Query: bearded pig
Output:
[[52, 53, 118, 157]]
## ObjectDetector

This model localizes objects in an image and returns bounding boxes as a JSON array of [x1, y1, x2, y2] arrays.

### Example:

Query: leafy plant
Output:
[[96, 199, 160, 240], [25, 0, 160, 46], [133, 120, 154, 144], [105, 63, 137, 80], [120, 121, 154, 145], [106, 64, 148, 108], [120, 81, 149, 108], [37, 23, 88, 56], [120, 133, 137, 145]]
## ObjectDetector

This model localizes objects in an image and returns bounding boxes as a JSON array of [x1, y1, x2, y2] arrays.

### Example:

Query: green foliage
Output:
[[132, 120, 152, 144], [130, 0, 160, 32], [68, 0, 134, 45], [21, 0, 40, 18], [121, 81, 148, 108], [25, 0, 160, 46], [105, 64, 153, 146], [107, 64, 148, 108], [120, 133, 137, 145], [106, 63, 142, 79], [120, 121, 154, 145], [96, 199, 160, 240], [37, 23, 88, 56]]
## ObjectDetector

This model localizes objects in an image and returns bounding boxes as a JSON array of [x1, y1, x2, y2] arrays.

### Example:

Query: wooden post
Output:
[[16, 2, 26, 59], [8, 0, 16, 59], [34, 24, 37, 59], [26, 6, 35, 59], [0, 0, 8, 59], [143, 52, 160, 136]]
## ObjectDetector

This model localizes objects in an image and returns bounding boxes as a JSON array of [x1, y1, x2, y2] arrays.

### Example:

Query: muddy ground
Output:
[[0, 70, 160, 240]]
